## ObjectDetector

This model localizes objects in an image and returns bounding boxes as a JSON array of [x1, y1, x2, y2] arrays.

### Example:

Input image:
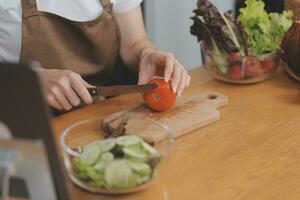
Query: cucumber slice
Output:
[[141, 142, 158, 156], [137, 175, 150, 184], [93, 161, 107, 172], [94, 152, 114, 172], [80, 144, 101, 165], [116, 135, 142, 147], [127, 161, 152, 176], [101, 152, 114, 162], [87, 167, 104, 182], [104, 160, 133, 189], [123, 147, 149, 162], [99, 138, 116, 152], [128, 173, 141, 187], [83, 140, 100, 152]]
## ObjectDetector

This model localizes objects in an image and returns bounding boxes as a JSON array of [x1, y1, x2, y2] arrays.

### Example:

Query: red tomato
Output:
[[143, 78, 176, 112], [228, 64, 245, 80], [260, 59, 276, 73], [244, 56, 263, 78], [227, 52, 241, 65]]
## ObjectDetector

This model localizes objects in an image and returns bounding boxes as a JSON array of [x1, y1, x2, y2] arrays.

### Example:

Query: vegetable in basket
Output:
[[190, 0, 293, 80]]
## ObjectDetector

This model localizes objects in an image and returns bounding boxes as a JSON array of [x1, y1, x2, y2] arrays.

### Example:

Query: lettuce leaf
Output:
[[269, 11, 293, 33], [191, 0, 244, 53], [238, 0, 293, 56]]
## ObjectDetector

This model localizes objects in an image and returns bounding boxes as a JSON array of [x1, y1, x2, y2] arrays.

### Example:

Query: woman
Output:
[[0, 0, 190, 110]]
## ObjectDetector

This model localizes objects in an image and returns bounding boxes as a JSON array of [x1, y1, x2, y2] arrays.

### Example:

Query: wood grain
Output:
[[53, 67, 300, 200]]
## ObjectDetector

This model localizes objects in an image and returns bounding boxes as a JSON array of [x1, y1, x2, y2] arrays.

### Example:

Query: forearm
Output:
[[120, 36, 156, 72], [116, 5, 157, 72]]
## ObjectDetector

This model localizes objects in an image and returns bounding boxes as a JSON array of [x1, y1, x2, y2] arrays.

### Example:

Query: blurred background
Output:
[[144, 0, 236, 70]]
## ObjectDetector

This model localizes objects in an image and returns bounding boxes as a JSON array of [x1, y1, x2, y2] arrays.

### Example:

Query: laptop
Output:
[[0, 62, 70, 200]]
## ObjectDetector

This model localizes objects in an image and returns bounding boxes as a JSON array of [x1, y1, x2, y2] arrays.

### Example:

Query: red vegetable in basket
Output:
[[260, 59, 276, 73], [228, 52, 242, 65], [244, 56, 263, 78], [228, 64, 244, 80]]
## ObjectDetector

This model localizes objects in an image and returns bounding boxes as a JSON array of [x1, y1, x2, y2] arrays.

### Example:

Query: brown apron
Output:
[[20, 0, 121, 84]]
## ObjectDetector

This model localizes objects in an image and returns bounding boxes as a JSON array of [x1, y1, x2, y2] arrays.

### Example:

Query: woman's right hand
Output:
[[35, 68, 93, 110]]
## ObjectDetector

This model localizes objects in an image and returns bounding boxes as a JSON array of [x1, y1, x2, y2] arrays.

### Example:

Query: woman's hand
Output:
[[35, 68, 93, 110], [138, 48, 191, 96]]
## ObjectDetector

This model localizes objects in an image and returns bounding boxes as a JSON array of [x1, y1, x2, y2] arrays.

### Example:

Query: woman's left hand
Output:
[[138, 48, 191, 96]]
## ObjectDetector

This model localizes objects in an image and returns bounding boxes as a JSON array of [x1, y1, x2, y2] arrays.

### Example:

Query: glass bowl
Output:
[[60, 116, 174, 194], [201, 42, 280, 84]]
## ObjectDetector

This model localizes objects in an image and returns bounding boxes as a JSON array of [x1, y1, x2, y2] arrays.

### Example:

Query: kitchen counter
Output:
[[52, 67, 300, 200]]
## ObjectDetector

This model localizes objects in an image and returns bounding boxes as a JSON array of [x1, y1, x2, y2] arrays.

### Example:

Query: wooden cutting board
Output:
[[102, 91, 228, 144]]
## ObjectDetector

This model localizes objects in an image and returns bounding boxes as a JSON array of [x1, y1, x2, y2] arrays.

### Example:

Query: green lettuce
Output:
[[238, 0, 293, 56]]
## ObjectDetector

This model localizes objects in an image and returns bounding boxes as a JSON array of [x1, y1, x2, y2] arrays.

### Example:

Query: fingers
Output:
[[177, 70, 188, 97], [46, 94, 62, 110], [171, 61, 182, 93], [186, 74, 191, 87], [50, 86, 72, 110], [56, 76, 81, 107], [138, 70, 148, 85], [171, 60, 191, 96], [69, 73, 93, 105], [138, 50, 190, 95], [81, 79, 94, 88], [164, 53, 174, 82]]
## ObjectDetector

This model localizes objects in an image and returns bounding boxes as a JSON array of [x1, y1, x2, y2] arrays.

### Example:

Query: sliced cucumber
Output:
[[83, 140, 100, 152], [93, 152, 114, 172], [80, 144, 101, 165], [99, 138, 116, 152], [104, 159, 133, 189], [128, 173, 141, 187], [87, 167, 103, 182], [100, 152, 114, 162], [123, 147, 149, 162], [141, 142, 158, 156], [127, 161, 152, 176], [93, 161, 107, 172], [116, 135, 142, 147], [137, 175, 150, 184]]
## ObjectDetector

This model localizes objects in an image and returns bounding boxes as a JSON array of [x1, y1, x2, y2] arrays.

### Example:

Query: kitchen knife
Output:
[[87, 83, 157, 98]]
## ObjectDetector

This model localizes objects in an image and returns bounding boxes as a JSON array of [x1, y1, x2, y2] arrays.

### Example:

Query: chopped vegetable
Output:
[[116, 135, 141, 147], [104, 160, 133, 189], [71, 135, 161, 190], [123, 147, 149, 162], [98, 138, 116, 152], [141, 141, 158, 156], [80, 144, 101, 165]]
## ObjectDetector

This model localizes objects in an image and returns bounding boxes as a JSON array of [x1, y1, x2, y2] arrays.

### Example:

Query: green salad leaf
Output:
[[238, 0, 293, 56]]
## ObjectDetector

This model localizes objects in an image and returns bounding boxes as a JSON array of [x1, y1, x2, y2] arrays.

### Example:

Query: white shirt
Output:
[[0, 0, 142, 62]]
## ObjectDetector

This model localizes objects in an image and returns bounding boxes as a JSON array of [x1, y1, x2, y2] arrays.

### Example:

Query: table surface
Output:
[[53, 67, 300, 200]]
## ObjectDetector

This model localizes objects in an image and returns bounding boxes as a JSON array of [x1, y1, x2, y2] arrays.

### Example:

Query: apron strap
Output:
[[21, 0, 39, 18], [100, 0, 113, 14]]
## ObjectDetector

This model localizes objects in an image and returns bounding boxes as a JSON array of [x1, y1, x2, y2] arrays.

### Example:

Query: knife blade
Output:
[[87, 83, 157, 98]]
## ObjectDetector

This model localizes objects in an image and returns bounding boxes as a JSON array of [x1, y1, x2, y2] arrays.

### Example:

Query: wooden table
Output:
[[53, 68, 300, 200]]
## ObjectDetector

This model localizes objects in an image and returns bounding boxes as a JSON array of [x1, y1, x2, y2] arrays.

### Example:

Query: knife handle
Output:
[[87, 87, 99, 97]]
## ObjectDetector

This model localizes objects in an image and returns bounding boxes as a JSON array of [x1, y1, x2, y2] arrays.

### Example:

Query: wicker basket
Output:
[[285, 0, 300, 20]]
